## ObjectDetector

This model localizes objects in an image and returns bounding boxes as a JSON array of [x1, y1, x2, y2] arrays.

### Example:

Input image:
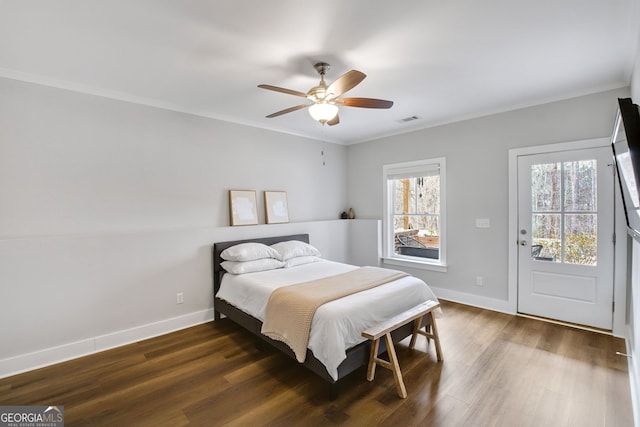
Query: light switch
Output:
[[476, 218, 490, 228]]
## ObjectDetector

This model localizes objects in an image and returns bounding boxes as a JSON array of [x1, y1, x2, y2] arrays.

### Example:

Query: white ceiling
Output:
[[1, 1, 639, 144]]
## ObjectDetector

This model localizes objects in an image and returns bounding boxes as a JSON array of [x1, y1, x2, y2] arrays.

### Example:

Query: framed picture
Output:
[[264, 191, 289, 224], [229, 190, 258, 226]]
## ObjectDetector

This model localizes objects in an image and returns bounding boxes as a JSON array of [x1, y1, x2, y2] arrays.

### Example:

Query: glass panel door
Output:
[[517, 146, 614, 330]]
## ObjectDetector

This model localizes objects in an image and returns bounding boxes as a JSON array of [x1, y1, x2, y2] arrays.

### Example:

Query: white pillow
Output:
[[220, 243, 281, 262], [271, 240, 321, 261], [284, 256, 321, 268], [221, 258, 285, 274]]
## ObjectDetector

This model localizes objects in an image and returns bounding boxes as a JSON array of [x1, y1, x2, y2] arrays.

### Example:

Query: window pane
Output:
[[393, 216, 439, 239], [394, 215, 440, 260], [417, 175, 440, 214], [564, 214, 597, 266], [531, 162, 561, 212], [393, 179, 417, 214], [392, 176, 440, 216], [532, 213, 560, 262], [564, 160, 596, 212], [393, 214, 408, 231]]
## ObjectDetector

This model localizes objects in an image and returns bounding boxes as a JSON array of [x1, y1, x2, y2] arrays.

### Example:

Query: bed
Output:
[[212, 234, 439, 398]]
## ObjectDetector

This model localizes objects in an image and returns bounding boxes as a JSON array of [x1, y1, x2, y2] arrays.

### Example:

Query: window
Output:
[[530, 159, 598, 265], [383, 158, 446, 271]]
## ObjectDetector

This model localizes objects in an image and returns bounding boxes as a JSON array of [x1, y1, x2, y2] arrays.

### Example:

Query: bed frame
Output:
[[212, 233, 425, 398]]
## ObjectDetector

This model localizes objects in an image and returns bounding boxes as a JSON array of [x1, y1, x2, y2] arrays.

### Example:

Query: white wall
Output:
[[629, 239, 640, 427], [0, 77, 350, 377], [632, 37, 640, 101], [347, 219, 381, 267], [346, 88, 629, 306], [0, 78, 347, 236], [626, 40, 640, 427]]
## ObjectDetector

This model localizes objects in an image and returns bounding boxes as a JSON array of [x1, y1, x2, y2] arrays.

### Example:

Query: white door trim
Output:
[[508, 138, 628, 336]]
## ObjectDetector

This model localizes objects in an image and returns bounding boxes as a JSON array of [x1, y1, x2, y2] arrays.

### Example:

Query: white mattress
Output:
[[216, 259, 439, 380]]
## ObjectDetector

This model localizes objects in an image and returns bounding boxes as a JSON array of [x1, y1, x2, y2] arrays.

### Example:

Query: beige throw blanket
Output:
[[261, 266, 409, 362]]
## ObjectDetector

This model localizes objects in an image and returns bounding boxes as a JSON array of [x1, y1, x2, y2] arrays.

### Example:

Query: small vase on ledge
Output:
[[348, 208, 355, 219]]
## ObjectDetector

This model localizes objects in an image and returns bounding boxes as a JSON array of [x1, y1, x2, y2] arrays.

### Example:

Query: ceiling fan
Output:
[[258, 62, 393, 126]]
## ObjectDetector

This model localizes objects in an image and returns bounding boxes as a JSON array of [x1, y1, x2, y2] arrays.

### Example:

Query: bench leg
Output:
[[428, 311, 443, 361], [366, 334, 408, 399], [408, 313, 443, 362], [363, 302, 442, 399], [409, 315, 425, 350], [384, 332, 407, 399], [366, 337, 380, 381]]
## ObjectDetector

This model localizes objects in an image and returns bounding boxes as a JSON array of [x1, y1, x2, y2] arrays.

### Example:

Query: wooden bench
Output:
[[361, 300, 443, 398]]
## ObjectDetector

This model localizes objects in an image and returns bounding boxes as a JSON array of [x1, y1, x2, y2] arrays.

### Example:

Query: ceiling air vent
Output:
[[399, 115, 419, 123]]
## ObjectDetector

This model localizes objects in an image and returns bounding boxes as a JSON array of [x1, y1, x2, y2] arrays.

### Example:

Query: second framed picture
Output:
[[264, 191, 289, 224]]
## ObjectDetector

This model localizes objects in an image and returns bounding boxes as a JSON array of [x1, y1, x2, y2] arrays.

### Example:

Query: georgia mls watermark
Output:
[[0, 406, 64, 427]]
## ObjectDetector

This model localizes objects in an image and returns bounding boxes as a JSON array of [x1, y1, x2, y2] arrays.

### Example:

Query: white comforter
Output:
[[216, 260, 438, 380]]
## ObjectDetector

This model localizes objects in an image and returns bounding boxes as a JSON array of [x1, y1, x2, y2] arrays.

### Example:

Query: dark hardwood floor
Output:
[[0, 300, 633, 426]]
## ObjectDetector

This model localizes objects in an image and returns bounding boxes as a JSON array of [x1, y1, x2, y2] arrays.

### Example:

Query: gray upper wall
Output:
[[0, 77, 348, 238], [346, 87, 630, 301]]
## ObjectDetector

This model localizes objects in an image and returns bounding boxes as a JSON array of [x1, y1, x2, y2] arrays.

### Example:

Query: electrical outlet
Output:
[[176, 292, 184, 304], [475, 276, 484, 286]]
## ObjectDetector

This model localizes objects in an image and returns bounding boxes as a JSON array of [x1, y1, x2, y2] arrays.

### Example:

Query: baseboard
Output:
[[0, 308, 215, 379], [430, 286, 514, 314]]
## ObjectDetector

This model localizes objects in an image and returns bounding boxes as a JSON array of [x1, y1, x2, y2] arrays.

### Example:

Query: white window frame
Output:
[[382, 157, 447, 272]]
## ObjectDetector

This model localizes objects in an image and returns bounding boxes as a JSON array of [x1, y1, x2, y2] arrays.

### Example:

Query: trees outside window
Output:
[[530, 160, 598, 265]]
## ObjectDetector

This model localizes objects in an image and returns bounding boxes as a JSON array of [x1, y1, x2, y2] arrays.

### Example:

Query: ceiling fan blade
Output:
[[258, 84, 308, 98], [265, 104, 308, 118], [327, 114, 340, 126], [336, 97, 394, 109], [326, 70, 366, 98]]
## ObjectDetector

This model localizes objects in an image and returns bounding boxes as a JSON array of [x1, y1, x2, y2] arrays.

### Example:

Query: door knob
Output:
[[519, 240, 527, 246]]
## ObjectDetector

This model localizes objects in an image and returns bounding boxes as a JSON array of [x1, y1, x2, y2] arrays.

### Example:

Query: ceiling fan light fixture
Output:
[[259, 62, 392, 125], [308, 102, 338, 123]]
